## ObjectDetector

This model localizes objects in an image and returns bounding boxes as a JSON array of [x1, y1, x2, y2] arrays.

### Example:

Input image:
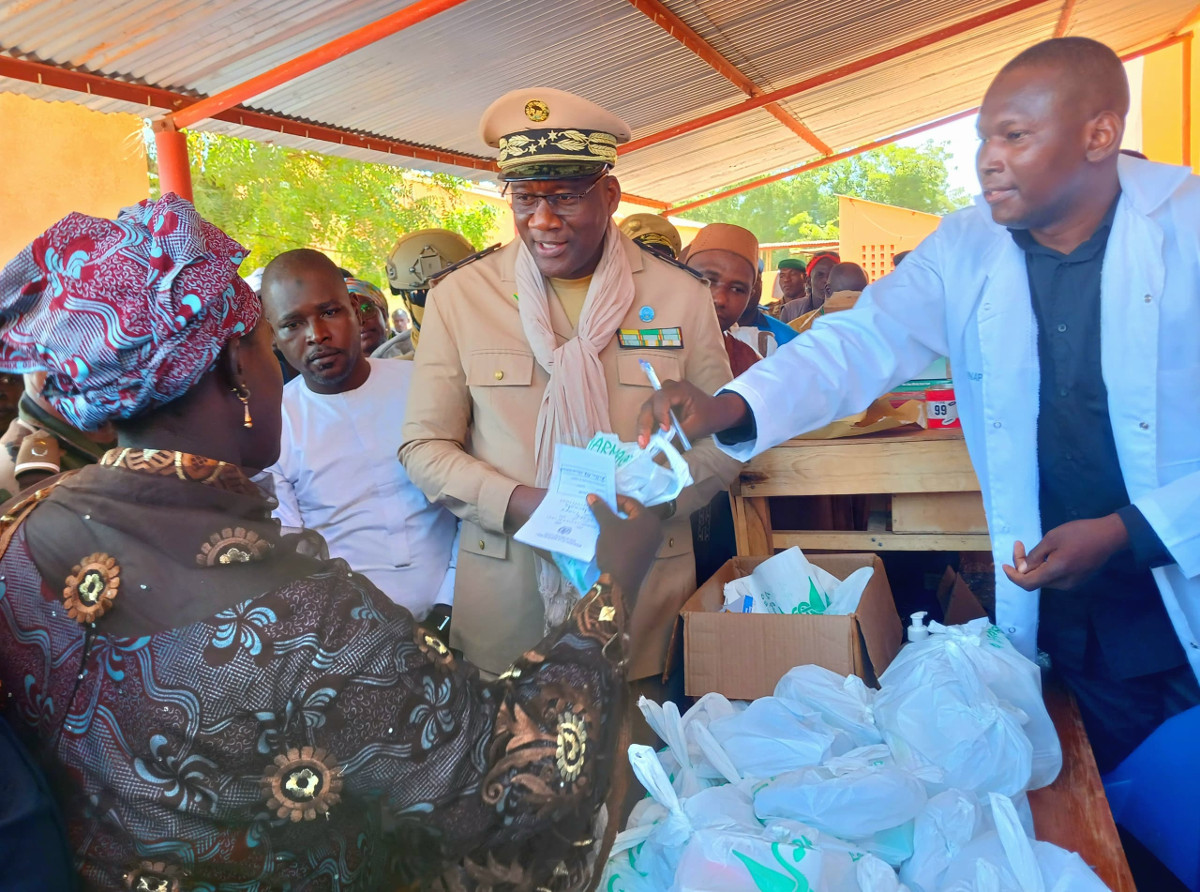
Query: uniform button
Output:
[[478, 539, 486, 550], [1056, 323, 1068, 333], [1139, 421, 1150, 430], [1008, 626, 1017, 634], [1058, 388, 1068, 397], [668, 537, 675, 548], [1144, 294, 1153, 303], [493, 370, 504, 381], [993, 421, 1002, 428]]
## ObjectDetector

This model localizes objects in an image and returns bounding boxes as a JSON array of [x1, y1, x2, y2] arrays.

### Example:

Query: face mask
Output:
[[586, 431, 692, 508]]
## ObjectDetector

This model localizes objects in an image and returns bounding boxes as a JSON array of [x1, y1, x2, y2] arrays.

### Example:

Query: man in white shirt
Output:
[[260, 249, 457, 635]]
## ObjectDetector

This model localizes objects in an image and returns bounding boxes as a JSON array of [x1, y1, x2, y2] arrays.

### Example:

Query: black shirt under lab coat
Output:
[[1011, 195, 1182, 680]]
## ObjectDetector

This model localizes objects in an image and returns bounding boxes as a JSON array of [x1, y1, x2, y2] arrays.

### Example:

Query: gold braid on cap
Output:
[[497, 129, 618, 171], [633, 232, 676, 253]]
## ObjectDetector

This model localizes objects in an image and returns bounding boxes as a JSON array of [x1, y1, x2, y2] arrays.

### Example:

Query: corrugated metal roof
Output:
[[1, 0, 1192, 205]]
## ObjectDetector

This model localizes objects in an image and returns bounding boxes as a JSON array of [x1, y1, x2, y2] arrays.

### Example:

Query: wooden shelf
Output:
[[772, 530, 993, 552], [731, 427, 987, 556]]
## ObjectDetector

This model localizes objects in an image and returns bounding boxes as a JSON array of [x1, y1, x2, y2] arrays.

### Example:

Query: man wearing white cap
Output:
[[401, 87, 740, 678]]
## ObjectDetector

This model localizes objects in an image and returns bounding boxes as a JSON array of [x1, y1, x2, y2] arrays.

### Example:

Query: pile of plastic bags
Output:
[[603, 618, 1111, 891], [722, 546, 874, 616]]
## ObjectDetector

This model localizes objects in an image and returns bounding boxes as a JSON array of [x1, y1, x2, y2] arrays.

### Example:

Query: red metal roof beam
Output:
[[1053, 0, 1078, 37], [623, 0, 759, 94], [626, 0, 1051, 156], [665, 108, 980, 216], [168, 0, 473, 130], [0, 54, 497, 172], [622, 0, 833, 155], [662, 33, 1187, 216]]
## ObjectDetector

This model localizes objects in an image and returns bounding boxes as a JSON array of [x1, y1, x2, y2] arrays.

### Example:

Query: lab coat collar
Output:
[[968, 155, 1191, 235]]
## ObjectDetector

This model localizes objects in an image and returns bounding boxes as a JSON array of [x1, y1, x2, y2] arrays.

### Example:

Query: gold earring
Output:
[[233, 387, 253, 429]]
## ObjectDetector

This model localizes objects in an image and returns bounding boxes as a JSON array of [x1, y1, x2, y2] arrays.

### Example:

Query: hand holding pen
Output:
[[634, 372, 755, 450], [638, 359, 692, 451]]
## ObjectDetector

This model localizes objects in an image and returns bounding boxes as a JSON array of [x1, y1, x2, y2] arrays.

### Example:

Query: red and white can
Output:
[[925, 387, 960, 429]]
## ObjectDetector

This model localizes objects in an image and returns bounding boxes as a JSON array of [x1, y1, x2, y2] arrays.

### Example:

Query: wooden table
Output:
[[730, 426, 992, 556], [1030, 678, 1136, 891]]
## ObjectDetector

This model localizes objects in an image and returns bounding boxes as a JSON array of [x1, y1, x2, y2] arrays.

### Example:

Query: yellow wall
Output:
[[838, 196, 940, 282], [1139, 32, 1199, 171], [0, 94, 149, 265]]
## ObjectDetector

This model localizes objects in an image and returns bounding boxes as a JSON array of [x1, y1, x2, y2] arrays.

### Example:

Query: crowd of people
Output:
[[0, 33, 1196, 892]]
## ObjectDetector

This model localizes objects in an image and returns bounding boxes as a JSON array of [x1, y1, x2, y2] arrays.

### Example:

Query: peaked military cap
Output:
[[480, 87, 631, 181]]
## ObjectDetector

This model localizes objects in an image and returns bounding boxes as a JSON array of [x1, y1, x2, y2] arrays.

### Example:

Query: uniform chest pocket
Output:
[[616, 352, 682, 387], [468, 350, 535, 387]]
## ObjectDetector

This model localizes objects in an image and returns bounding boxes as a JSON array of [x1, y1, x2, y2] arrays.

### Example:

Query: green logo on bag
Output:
[[790, 579, 829, 615], [986, 625, 1005, 648], [733, 842, 812, 891]]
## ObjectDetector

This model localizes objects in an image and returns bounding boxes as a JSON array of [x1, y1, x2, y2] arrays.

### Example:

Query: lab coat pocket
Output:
[[1158, 364, 1200, 474]]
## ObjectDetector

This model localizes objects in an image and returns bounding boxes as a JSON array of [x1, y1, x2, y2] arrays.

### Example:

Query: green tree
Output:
[[688, 141, 969, 242], [148, 130, 498, 289]]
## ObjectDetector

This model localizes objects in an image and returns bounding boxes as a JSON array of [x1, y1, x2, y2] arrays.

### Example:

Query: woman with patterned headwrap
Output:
[[0, 195, 659, 892]]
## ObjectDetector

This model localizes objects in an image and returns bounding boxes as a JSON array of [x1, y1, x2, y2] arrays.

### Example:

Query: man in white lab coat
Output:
[[637, 37, 1200, 773]]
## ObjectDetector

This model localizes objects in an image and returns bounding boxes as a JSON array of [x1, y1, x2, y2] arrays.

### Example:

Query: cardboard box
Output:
[[679, 553, 903, 701], [936, 567, 990, 625]]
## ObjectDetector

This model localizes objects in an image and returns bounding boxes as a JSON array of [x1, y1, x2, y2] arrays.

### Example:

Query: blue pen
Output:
[[639, 359, 692, 451]]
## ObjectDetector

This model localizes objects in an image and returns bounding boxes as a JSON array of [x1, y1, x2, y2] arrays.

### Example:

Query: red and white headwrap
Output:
[[0, 194, 259, 430]]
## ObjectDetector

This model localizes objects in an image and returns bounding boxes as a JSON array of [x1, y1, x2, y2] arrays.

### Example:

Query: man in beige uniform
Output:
[[401, 87, 740, 678]]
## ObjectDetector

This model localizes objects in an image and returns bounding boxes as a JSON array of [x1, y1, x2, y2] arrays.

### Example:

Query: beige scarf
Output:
[[515, 221, 636, 629]]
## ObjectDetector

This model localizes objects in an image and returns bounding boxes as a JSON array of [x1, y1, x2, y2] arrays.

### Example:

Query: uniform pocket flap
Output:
[[616, 352, 683, 387], [468, 350, 535, 387], [460, 521, 509, 560], [656, 518, 694, 557]]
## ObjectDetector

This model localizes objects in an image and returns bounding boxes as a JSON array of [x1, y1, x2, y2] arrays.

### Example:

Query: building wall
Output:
[[0, 94, 149, 264], [1138, 32, 1199, 171], [837, 196, 941, 282]]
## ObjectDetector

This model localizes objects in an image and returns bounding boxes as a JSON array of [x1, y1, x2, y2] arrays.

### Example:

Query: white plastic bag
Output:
[[938, 794, 1111, 892], [754, 745, 929, 841], [621, 745, 692, 888], [875, 637, 1034, 796], [827, 566, 878, 615], [608, 746, 767, 889], [722, 546, 873, 615], [899, 789, 982, 892], [774, 665, 883, 750], [674, 825, 908, 892], [883, 619, 1061, 790], [672, 829, 830, 892], [639, 698, 715, 796], [638, 695, 746, 793], [708, 697, 838, 778], [586, 431, 692, 507]]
